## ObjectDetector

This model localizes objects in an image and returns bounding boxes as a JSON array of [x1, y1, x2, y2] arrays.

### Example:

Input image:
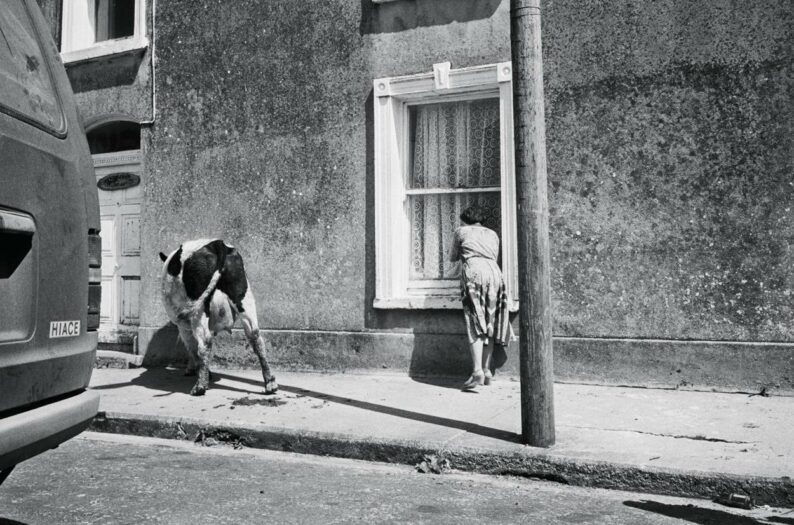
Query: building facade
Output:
[[37, 0, 794, 392]]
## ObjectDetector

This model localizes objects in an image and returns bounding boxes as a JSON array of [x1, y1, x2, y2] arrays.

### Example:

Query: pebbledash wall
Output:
[[39, 0, 794, 393]]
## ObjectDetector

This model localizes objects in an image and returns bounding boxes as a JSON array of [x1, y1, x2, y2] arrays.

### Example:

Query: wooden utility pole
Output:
[[510, 0, 555, 447]]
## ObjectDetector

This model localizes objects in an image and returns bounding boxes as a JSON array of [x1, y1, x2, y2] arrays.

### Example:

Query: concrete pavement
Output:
[[87, 367, 794, 507]]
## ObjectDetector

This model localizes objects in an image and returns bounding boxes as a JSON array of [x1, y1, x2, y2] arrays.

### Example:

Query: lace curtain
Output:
[[410, 98, 501, 280]]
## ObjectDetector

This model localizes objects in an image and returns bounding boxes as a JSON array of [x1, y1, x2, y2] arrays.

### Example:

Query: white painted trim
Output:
[[61, 0, 148, 64], [374, 296, 520, 313], [498, 78, 519, 299], [375, 62, 510, 99], [433, 62, 451, 90], [374, 62, 519, 310], [62, 37, 148, 64], [407, 279, 457, 290], [405, 187, 500, 196], [92, 150, 143, 168], [374, 297, 463, 310]]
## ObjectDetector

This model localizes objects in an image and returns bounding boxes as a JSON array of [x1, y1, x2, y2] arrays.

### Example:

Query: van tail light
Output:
[[87, 230, 101, 331]]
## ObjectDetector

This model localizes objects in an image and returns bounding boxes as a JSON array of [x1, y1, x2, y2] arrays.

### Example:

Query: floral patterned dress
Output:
[[448, 224, 510, 346]]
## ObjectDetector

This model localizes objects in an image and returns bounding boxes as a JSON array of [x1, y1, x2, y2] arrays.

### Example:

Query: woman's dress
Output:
[[449, 225, 510, 346]]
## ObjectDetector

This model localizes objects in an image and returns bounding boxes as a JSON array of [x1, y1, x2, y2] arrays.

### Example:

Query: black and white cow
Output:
[[159, 239, 278, 396]]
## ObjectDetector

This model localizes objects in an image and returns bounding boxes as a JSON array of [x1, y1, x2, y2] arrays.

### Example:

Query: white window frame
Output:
[[373, 62, 519, 311], [61, 0, 148, 64]]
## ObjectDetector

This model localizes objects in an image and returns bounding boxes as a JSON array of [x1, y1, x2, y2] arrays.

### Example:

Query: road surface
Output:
[[0, 433, 790, 524]]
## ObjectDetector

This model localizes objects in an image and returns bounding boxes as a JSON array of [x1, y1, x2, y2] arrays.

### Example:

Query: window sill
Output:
[[374, 296, 519, 312], [61, 37, 149, 65], [375, 296, 461, 310]]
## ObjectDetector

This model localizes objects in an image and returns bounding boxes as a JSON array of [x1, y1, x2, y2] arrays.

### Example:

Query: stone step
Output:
[[95, 350, 143, 369]]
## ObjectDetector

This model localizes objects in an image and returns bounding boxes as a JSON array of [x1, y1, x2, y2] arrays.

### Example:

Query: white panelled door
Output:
[[94, 150, 142, 342]]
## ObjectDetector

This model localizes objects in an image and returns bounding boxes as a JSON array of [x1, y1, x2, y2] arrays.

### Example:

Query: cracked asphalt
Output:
[[2, 433, 792, 525]]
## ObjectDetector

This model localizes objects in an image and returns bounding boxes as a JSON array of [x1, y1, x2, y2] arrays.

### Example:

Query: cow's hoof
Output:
[[264, 377, 278, 395], [190, 384, 207, 396]]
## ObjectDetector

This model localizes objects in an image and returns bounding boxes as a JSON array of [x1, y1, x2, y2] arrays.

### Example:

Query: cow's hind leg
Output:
[[189, 314, 214, 396], [239, 290, 277, 394], [178, 326, 198, 376]]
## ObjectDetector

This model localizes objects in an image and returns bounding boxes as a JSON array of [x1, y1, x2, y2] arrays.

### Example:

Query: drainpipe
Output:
[[511, 0, 555, 447], [139, 0, 156, 126]]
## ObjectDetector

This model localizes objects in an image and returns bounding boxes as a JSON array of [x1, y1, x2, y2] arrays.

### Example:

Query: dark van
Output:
[[0, 0, 100, 484]]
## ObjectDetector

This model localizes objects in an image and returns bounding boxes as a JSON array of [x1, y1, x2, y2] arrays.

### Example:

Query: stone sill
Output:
[[374, 297, 519, 312], [62, 37, 148, 65]]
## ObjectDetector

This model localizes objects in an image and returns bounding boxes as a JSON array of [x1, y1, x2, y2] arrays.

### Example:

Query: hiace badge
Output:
[[49, 320, 80, 338]]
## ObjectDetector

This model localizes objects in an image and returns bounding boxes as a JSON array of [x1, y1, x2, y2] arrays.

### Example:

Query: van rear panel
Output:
[[0, 0, 99, 415], [0, 209, 37, 343]]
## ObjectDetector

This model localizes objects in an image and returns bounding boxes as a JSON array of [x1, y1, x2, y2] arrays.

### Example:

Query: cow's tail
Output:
[[191, 269, 222, 312], [176, 269, 222, 322]]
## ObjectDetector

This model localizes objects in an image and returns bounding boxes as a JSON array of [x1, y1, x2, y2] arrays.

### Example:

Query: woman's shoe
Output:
[[483, 369, 493, 386], [462, 371, 485, 390]]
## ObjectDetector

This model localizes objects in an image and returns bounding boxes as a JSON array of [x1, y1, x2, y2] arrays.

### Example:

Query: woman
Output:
[[448, 204, 511, 390]]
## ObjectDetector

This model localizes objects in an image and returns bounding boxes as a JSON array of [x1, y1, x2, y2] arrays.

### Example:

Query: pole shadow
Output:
[[623, 500, 782, 525], [90, 369, 520, 443], [212, 372, 520, 443], [768, 518, 794, 524]]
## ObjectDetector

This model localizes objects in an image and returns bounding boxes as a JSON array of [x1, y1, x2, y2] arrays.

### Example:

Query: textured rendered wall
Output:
[[543, 0, 794, 342], [39, 0, 794, 387], [139, 0, 511, 336]]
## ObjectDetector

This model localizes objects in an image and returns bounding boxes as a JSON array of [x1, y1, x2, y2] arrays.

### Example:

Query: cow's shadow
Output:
[[91, 367, 520, 443], [92, 325, 520, 442], [91, 366, 264, 397], [119, 324, 264, 396]]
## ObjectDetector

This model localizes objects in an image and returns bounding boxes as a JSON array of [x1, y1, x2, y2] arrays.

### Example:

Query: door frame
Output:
[[93, 149, 143, 347]]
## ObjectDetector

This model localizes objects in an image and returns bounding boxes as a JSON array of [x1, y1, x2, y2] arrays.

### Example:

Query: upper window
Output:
[[61, 0, 147, 64], [374, 62, 518, 310], [0, 0, 65, 134]]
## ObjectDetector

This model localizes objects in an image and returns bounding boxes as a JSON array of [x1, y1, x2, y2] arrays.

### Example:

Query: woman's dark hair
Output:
[[460, 205, 487, 225]]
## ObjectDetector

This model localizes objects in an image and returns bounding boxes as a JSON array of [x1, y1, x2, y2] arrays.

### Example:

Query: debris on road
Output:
[[232, 396, 287, 408], [194, 428, 246, 450], [714, 493, 753, 510], [416, 454, 451, 474]]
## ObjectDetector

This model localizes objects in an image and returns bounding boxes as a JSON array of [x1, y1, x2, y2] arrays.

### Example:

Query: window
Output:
[[0, 0, 64, 134], [374, 62, 518, 310], [61, 0, 147, 64]]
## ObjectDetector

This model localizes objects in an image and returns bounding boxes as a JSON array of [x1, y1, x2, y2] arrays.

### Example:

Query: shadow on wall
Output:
[[65, 50, 146, 93], [408, 333, 512, 385], [364, 88, 377, 329], [0, 518, 28, 525], [359, 0, 502, 34], [141, 323, 184, 368]]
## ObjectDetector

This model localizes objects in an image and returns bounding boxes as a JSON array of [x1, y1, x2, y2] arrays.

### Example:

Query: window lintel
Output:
[[374, 62, 512, 99]]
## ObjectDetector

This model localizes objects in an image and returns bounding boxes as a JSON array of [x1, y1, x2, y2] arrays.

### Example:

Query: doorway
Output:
[[87, 119, 142, 350]]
